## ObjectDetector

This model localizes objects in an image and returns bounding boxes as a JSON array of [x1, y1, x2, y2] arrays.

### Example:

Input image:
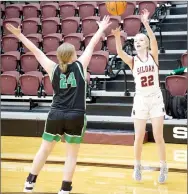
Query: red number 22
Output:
[[141, 75, 154, 87]]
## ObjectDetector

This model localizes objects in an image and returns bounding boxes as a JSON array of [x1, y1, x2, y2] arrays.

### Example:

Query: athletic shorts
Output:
[[42, 110, 87, 144], [131, 91, 165, 120]]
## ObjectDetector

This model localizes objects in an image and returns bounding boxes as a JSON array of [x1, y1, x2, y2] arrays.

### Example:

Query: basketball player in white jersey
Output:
[[112, 9, 168, 183]]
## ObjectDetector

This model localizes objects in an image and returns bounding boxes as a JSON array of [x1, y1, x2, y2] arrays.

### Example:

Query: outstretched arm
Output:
[[111, 27, 133, 70], [141, 9, 159, 65], [6, 24, 56, 75], [78, 16, 111, 70]]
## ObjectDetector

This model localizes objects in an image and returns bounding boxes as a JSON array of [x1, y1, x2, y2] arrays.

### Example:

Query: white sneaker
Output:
[[58, 191, 70, 194], [158, 165, 168, 184], [133, 164, 142, 181], [23, 181, 35, 193]]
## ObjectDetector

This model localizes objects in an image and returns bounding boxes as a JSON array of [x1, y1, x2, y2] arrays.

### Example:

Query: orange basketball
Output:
[[106, 1, 127, 16]]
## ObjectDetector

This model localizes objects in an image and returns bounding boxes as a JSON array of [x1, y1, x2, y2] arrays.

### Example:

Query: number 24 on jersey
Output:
[[60, 73, 77, 89]]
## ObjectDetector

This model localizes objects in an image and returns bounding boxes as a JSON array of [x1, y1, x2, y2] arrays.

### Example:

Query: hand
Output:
[[141, 9, 150, 24], [6, 23, 21, 37], [111, 26, 121, 37], [97, 15, 112, 31]]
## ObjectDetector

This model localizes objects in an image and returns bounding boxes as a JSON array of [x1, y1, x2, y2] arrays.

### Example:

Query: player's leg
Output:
[[132, 95, 148, 181], [24, 111, 62, 192], [150, 92, 168, 183], [133, 118, 147, 181], [58, 113, 86, 194]]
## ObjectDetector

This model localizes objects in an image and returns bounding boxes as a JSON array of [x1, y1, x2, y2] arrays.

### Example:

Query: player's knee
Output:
[[154, 135, 164, 144], [134, 133, 145, 143]]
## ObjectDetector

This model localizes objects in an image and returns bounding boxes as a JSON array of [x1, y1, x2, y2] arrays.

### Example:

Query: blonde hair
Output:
[[57, 43, 76, 73]]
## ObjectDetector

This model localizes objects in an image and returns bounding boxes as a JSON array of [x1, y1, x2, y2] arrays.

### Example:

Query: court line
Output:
[[2, 158, 187, 174]]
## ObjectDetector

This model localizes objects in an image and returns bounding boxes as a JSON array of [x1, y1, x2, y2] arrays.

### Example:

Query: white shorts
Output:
[[131, 91, 165, 120]]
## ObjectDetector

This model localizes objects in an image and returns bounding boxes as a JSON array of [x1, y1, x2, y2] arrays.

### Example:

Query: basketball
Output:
[[106, 1, 127, 16]]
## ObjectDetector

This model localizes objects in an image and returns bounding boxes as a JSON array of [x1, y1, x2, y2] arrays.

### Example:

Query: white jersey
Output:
[[132, 53, 161, 96]]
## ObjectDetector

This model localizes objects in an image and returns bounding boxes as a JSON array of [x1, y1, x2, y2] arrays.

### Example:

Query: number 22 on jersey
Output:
[[141, 75, 154, 87], [60, 72, 77, 89]]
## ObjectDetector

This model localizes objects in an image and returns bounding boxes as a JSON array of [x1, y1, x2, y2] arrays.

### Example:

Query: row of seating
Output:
[[2, 15, 143, 37], [2, 32, 127, 54], [1, 1, 165, 20]]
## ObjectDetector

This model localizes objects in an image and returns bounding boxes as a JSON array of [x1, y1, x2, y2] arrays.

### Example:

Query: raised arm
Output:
[[141, 9, 159, 65], [6, 24, 56, 75], [111, 27, 133, 70], [78, 16, 111, 70]]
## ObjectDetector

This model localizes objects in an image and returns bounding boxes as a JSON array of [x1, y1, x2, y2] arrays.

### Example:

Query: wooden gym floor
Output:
[[1, 136, 187, 194]]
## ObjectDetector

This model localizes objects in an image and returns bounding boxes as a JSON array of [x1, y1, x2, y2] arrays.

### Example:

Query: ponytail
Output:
[[59, 61, 68, 73]]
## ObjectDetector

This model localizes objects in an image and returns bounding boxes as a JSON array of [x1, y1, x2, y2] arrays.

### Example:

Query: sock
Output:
[[61, 181, 72, 191], [160, 161, 167, 167], [134, 160, 141, 166], [26, 173, 38, 183]]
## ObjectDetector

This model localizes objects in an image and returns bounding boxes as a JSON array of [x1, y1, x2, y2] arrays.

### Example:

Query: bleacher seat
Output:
[[22, 18, 40, 35], [20, 52, 39, 73], [3, 18, 21, 35], [166, 75, 187, 96], [106, 32, 127, 55], [43, 74, 53, 96], [105, 16, 121, 37], [22, 3, 40, 19], [181, 52, 187, 68], [64, 33, 83, 51], [42, 17, 60, 36], [23, 33, 42, 53], [41, 3, 59, 19], [1, 51, 20, 72], [1, 71, 20, 95], [121, 2, 136, 19], [84, 33, 105, 52], [19, 71, 43, 96], [5, 4, 22, 19], [88, 51, 109, 74], [2, 34, 19, 52], [78, 2, 97, 19], [82, 16, 100, 36], [123, 15, 142, 36], [61, 17, 80, 36], [43, 33, 62, 53], [46, 51, 58, 64], [59, 2, 77, 19]]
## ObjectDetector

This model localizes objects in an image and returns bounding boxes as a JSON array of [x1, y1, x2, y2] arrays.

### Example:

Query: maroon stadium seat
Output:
[[19, 71, 43, 96], [181, 52, 187, 67], [59, 2, 77, 19], [46, 51, 58, 64], [84, 33, 105, 52], [121, 2, 136, 19], [42, 17, 60, 36], [20, 52, 39, 73], [1, 51, 20, 72], [5, 4, 22, 19], [78, 2, 97, 19], [22, 18, 40, 35], [138, 1, 158, 19], [2, 34, 19, 52], [76, 50, 83, 57], [23, 33, 42, 53], [105, 16, 121, 36], [88, 51, 109, 74], [1, 71, 20, 95], [166, 75, 187, 96], [43, 33, 62, 53], [41, 3, 59, 19], [106, 32, 127, 55], [3, 18, 21, 35], [22, 3, 40, 19], [64, 33, 83, 51], [61, 17, 80, 36], [82, 16, 100, 36], [123, 15, 142, 36], [43, 74, 53, 96], [98, 2, 112, 19]]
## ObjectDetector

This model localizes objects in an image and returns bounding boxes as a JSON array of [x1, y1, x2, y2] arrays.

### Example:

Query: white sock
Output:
[[134, 160, 141, 166], [160, 161, 167, 167]]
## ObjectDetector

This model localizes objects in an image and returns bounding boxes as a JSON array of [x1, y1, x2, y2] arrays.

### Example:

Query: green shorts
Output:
[[42, 110, 87, 144]]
